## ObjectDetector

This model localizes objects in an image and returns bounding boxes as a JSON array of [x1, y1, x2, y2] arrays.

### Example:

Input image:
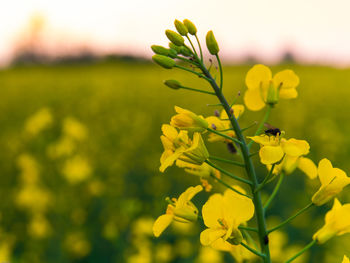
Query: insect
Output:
[[264, 123, 281, 136]]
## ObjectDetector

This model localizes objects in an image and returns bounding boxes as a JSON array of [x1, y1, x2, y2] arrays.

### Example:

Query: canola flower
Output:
[[313, 198, 350, 244], [244, 64, 299, 111], [343, 256, 350, 263], [312, 158, 350, 206], [159, 124, 209, 172], [200, 187, 254, 248], [152, 18, 350, 263], [153, 185, 202, 237]]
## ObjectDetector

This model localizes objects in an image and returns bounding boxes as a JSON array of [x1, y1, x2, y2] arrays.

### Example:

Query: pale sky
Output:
[[1, 0, 350, 66]]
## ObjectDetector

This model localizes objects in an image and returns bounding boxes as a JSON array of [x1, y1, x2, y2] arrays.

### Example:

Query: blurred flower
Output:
[[170, 106, 208, 132], [17, 153, 39, 184], [200, 187, 254, 248], [0, 235, 15, 263], [313, 198, 350, 244], [230, 241, 256, 263], [64, 232, 91, 258], [155, 243, 173, 262], [102, 220, 119, 240], [47, 137, 75, 159], [87, 180, 105, 196], [159, 125, 209, 172], [312, 159, 350, 206], [16, 185, 51, 213], [132, 217, 154, 237], [62, 155, 92, 184], [196, 246, 223, 263], [24, 107, 53, 136], [244, 64, 299, 111], [63, 117, 88, 141], [28, 214, 51, 239], [343, 255, 350, 263], [153, 185, 202, 237]]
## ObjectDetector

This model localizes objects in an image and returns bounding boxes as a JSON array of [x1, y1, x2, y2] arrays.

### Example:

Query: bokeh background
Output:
[[1, 1, 350, 262]]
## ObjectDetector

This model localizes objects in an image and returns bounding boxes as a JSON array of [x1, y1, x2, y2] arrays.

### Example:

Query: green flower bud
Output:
[[266, 81, 279, 105], [152, 55, 175, 69], [169, 43, 181, 53], [179, 46, 192, 57], [174, 19, 188, 36], [183, 19, 197, 35], [165, 30, 185, 46], [206, 30, 219, 55], [167, 48, 177, 58], [164, 80, 182, 89], [151, 45, 169, 56]]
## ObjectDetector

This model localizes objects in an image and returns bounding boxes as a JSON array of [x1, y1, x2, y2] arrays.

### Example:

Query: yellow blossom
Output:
[[153, 185, 202, 237], [343, 255, 350, 263], [170, 106, 208, 132], [28, 214, 51, 239], [312, 159, 350, 206], [313, 198, 350, 244], [248, 134, 284, 165], [63, 117, 88, 141], [62, 155, 92, 184], [64, 232, 91, 258], [200, 187, 254, 248], [24, 107, 53, 136], [159, 125, 209, 172], [244, 64, 299, 111], [175, 160, 220, 179]]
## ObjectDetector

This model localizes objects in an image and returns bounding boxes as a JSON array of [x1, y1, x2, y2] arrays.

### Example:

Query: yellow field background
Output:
[[0, 61, 349, 262]]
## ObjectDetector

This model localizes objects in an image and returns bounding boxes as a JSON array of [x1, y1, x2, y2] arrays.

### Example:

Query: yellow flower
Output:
[[160, 125, 209, 172], [249, 135, 311, 168], [175, 160, 219, 179], [153, 185, 203, 237], [205, 105, 244, 142], [170, 106, 208, 132], [313, 198, 350, 244], [200, 187, 254, 248], [312, 159, 350, 206], [244, 64, 299, 111], [343, 255, 350, 263]]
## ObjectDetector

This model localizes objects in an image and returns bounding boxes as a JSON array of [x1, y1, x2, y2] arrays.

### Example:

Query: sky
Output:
[[1, 0, 350, 66]]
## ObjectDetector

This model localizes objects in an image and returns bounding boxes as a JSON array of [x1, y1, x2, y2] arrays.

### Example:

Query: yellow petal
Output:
[[244, 89, 265, 111], [160, 135, 174, 151], [279, 88, 298, 99], [273, 69, 299, 89], [177, 185, 203, 206], [342, 255, 350, 263], [282, 155, 299, 174], [202, 194, 223, 228], [298, 157, 317, 179], [281, 138, 310, 157], [159, 147, 186, 172], [161, 124, 178, 140], [248, 135, 278, 146], [153, 214, 173, 237], [245, 64, 272, 90], [200, 228, 226, 246], [210, 238, 234, 251], [259, 146, 284, 165], [220, 104, 245, 119], [223, 189, 254, 225]]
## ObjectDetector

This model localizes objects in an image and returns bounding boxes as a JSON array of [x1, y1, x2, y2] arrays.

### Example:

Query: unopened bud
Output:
[[166, 30, 185, 46], [266, 81, 279, 105], [183, 19, 197, 35], [167, 48, 177, 58], [169, 43, 181, 53], [179, 46, 192, 57], [206, 30, 219, 55], [164, 79, 182, 89], [151, 45, 169, 56], [152, 55, 175, 69], [174, 19, 188, 36]]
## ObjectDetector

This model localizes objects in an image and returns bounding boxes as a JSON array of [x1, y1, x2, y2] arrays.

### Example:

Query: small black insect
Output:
[[264, 235, 269, 245], [264, 123, 281, 136], [226, 142, 237, 154]]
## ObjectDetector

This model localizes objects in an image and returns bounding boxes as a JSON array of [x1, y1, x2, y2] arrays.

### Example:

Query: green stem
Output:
[[174, 65, 211, 81], [205, 160, 252, 186], [215, 54, 223, 91], [240, 242, 266, 258], [195, 34, 203, 62], [248, 105, 272, 148], [175, 55, 199, 65], [284, 240, 316, 263], [264, 173, 285, 210], [255, 164, 276, 193], [180, 86, 216, 95], [268, 203, 314, 234], [209, 173, 252, 199], [197, 60, 271, 262], [241, 122, 258, 132], [207, 127, 243, 145], [209, 155, 245, 167], [186, 36, 198, 58], [239, 225, 258, 233], [242, 229, 259, 250]]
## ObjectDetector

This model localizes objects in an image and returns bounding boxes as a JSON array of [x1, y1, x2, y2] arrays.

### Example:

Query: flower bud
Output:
[[169, 43, 181, 53], [167, 48, 177, 58], [206, 30, 219, 55], [152, 55, 175, 69], [266, 81, 279, 105], [165, 30, 185, 46], [151, 45, 170, 56], [164, 80, 182, 89], [174, 19, 188, 36], [179, 46, 192, 57], [230, 228, 243, 245], [183, 19, 197, 35]]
